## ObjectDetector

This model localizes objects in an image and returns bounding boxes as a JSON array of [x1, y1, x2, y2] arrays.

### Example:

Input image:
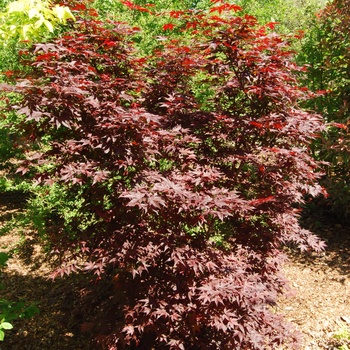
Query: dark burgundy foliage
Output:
[[4, 4, 326, 349]]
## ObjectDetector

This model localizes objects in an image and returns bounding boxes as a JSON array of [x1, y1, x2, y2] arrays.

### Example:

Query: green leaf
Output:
[[0, 321, 13, 330], [7, 1, 25, 13], [52, 6, 75, 23], [23, 304, 40, 318], [43, 19, 54, 32], [0, 253, 9, 267], [0, 329, 4, 341], [22, 24, 31, 39], [28, 8, 40, 19]]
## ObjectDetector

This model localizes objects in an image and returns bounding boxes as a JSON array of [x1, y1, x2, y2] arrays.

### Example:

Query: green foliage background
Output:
[[298, 0, 350, 221], [235, 0, 328, 33]]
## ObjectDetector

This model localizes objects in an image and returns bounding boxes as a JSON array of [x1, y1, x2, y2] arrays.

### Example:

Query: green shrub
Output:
[[299, 0, 350, 221], [334, 326, 350, 350]]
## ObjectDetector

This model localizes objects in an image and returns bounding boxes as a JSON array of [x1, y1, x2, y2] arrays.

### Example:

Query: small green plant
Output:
[[0, 319, 13, 341], [0, 252, 39, 342], [0, 252, 8, 267], [0, 252, 13, 341], [334, 327, 350, 350]]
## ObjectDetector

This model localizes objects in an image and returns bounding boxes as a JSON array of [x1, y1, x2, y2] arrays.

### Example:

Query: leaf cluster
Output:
[[0, 0, 75, 44]]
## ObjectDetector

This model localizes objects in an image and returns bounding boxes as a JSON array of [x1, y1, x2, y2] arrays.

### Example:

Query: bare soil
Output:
[[280, 218, 350, 349], [0, 194, 350, 350]]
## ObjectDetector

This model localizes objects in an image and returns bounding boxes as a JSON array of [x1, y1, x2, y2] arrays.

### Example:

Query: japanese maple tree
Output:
[[2, 2, 325, 349]]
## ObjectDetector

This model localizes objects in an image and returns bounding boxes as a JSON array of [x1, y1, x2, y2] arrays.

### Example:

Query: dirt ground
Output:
[[279, 219, 350, 350], [0, 194, 350, 350]]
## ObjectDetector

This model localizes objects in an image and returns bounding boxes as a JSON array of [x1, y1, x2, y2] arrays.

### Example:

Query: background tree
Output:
[[235, 0, 328, 34], [299, 0, 350, 221]]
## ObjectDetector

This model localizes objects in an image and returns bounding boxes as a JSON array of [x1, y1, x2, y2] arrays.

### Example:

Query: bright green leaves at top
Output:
[[0, 0, 75, 44]]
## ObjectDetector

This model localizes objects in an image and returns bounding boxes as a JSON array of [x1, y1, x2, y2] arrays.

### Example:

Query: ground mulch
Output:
[[280, 218, 350, 349]]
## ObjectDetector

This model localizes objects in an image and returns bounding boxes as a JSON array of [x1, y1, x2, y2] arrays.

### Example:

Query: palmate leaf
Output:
[[51, 5, 75, 24]]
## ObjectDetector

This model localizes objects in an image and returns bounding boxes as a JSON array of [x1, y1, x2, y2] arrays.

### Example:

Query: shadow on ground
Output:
[[297, 208, 350, 277], [0, 267, 123, 350], [1, 268, 90, 349], [0, 191, 120, 350]]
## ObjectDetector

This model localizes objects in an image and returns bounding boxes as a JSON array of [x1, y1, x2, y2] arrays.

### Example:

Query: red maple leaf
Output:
[[163, 23, 175, 31], [266, 22, 280, 30]]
